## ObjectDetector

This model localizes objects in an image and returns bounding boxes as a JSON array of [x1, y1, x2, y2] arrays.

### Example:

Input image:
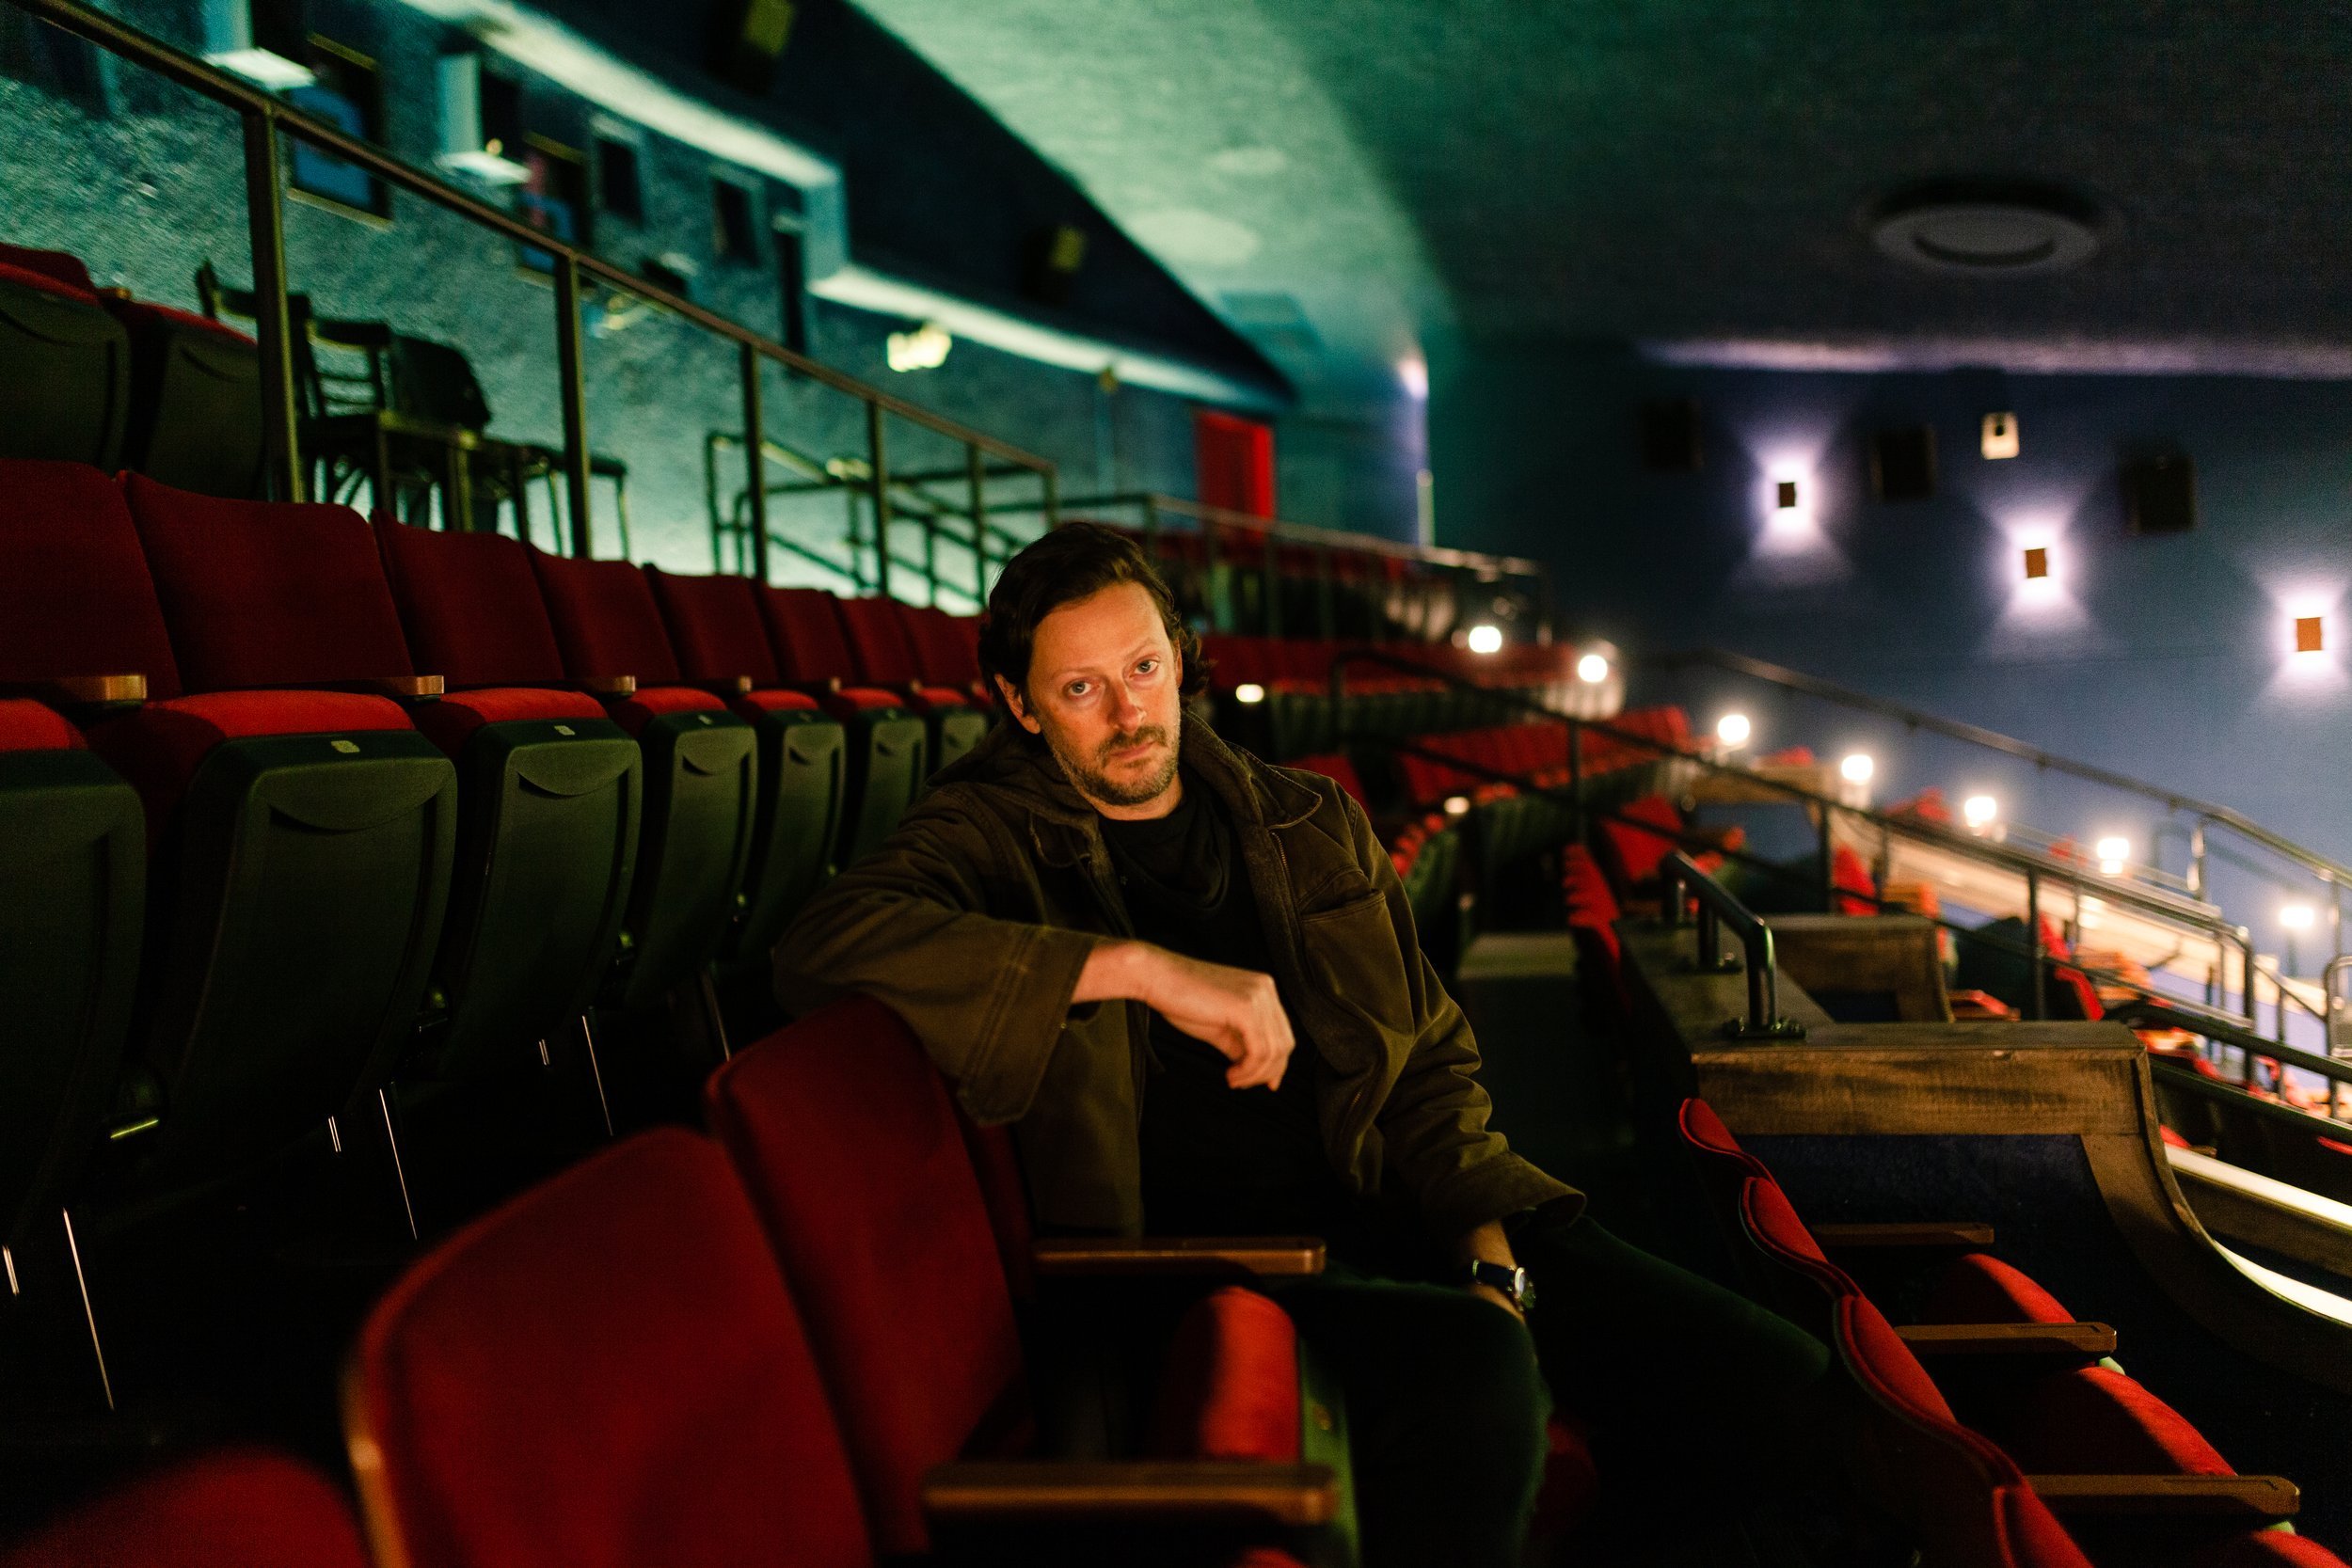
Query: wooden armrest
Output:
[[1897, 1321, 2116, 1357], [360, 675, 443, 699], [922, 1461, 1338, 1528], [2027, 1473, 2297, 1518], [576, 675, 639, 698], [0, 673, 147, 707], [1030, 1236, 1326, 1278], [705, 675, 755, 696], [1813, 1222, 1995, 1249], [1948, 989, 2018, 1021]]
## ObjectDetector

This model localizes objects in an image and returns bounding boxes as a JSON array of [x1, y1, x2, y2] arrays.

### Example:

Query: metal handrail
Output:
[[1651, 647, 2352, 897], [11, 0, 1058, 584], [2107, 997, 2352, 1121], [1330, 646, 2265, 1030], [1658, 851, 1804, 1039]]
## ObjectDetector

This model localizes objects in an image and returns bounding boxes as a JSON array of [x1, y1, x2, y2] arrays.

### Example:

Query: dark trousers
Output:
[[1272, 1210, 1832, 1568]]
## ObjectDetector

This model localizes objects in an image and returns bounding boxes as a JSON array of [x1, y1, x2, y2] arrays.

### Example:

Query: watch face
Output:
[[1514, 1268, 1536, 1313]]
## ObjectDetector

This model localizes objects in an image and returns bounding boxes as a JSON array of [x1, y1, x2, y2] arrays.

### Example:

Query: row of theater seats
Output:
[[1678, 1099, 2337, 1568], [0, 242, 264, 499], [1204, 635, 1611, 760], [0, 458, 991, 1323], [5, 997, 1339, 1568]]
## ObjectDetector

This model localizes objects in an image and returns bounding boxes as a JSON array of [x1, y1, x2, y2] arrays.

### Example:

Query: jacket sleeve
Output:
[[1342, 796, 1582, 1237], [771, 790, 1103, 1125]]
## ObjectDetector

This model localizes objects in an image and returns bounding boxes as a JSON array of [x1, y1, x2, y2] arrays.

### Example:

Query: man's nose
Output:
[[1112, 682, 1147, 730]]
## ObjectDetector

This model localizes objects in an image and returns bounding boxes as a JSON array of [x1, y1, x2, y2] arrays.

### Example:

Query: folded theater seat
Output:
[[0, 698, 140, 1329], [642, 566, 847, 959], [899, 601, 989, 708], [99, 292, 263, 500], [756, 585, 929, 863], [343, 1126, 1317, 1568], [518, 550, 761, 1014], [0, 242, 129, 469], [0, 463, 456, 1198], [833, 594, 990, 770], [1677, 1101, 2316, 1565], [371, 520, 644, 1083], [0, 1449, 371, 1568], [707, 997, 1348, 1562]]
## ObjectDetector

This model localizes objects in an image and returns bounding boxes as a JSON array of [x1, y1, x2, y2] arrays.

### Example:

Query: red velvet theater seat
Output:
[[707, 996, 1327, 1559], [0, 243, 128, 469], [99, 293, 264, 500], [368, 519, 643, 1083], [1, 463, 455, 1190], [344, 1129, 875, 1568], [527, 549, 756, 1010], [0, 698, 140, 1319], [643, 566, 847, 958], [757, 585, 929, 863], [901, 601, 988, 705], [834, 594, 990, 771], [0, 1449, 369, 1568]]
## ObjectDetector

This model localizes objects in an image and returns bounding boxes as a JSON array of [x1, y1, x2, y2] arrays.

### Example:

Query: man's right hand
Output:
[[1075, 942, 1296, 1090]]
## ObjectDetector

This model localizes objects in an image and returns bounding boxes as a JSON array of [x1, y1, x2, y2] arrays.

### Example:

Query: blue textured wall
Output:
[[0, 0, 1216, 602], [1432, 339, 2352, 901]]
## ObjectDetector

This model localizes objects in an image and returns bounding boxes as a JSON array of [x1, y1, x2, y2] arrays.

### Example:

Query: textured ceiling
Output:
[[857, 2, 2352, 396]]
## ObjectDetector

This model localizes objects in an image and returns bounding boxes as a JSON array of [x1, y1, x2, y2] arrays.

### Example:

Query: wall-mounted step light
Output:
[[1465, 624, 1504, 655], [2296, 616, 2325, 655], [1775, 479, 1801, 511], [2123, 447, 2196, 534], [201, 0, 315, 89], [1963, 794, 1998, 830], [1715, 713, 1752, 748], [1839, 752, 1875, 784], [1981, 413, 2020, 460], [2095, 836, 2131, 876], [437, 53, 532, 185], [2022, 546, 2050, 580], [1576, 652, 1611, 684]]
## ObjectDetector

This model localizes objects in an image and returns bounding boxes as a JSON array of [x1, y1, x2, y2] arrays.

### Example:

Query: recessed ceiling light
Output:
[[1867, 182, 2104, 277]]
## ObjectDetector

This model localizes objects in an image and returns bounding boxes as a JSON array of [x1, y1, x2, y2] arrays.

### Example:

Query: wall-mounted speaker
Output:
[[1870, 425, 1936, 502], [1638, 398, 1703, 472], [1022, 224, 1089, 307], [2122, 447, 2196, 534], [707, 0, 797, 95]]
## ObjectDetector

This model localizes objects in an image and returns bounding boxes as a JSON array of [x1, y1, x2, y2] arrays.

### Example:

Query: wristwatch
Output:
[[1465, 1260, 1535, 1314]]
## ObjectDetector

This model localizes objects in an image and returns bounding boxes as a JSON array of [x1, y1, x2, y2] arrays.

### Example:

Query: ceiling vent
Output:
[[1867, 181, 2106, 277]]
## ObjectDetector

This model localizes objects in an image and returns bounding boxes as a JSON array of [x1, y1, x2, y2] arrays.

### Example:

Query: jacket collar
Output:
[[941, 708, 1323, 861]]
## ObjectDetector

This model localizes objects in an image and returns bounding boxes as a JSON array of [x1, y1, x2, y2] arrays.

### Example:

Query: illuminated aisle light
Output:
[[1963, 794, 1998, 830], [1716, 713, 1752, 748], [1234, 683, 1265, 705], [2296, 616, 2326, 655], [1577, 652, 1610, 684], [2095, 836, 2130, 876], [1839, 753, 1874, 784], [1444, 795, 1471, 816], [1775, 478, 1802, 511], [2022, 546, 2050, 580], [1466, 624, 1503, 655], [2282, 904, 2316, 930]]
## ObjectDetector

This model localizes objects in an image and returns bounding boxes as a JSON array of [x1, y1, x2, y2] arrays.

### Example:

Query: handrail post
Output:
[[2189, 817, 2209, 900], [1697, 902, 1723, 971], [966, 443, 988, 604], [1041, 465, 1061, 531], [1818, 801, 1836, 913], [2240, 926, 2257, 1033], [739, 345, 769, 584], [553, 255, 593, 557], [866, 401, 892, 598], [2026, 872, 2045, 1021], [240, 106, 302, 502], [1749, 925, 1777, 1037]]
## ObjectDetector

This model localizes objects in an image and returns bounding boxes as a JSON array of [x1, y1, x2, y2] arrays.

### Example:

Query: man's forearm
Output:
[[1457, 1218, 1518, 1270], [1073, 939, 1156, 1006]]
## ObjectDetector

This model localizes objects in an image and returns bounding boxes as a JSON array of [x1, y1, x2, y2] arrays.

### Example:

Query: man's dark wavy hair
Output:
[[977, 521, 1206, 724]]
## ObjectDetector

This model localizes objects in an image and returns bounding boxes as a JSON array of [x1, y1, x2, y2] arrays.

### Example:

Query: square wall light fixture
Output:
[[1981, 413, 2020, 460], [1775, 479, 1800, 510], [2023, 546, 2050, 580], [2296, 616, 2325, 654]]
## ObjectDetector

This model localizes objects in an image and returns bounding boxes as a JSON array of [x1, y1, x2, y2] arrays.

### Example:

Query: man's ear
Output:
[[994, 673, 1042, 736]]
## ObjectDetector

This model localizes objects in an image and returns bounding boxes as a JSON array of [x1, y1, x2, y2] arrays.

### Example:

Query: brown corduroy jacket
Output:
[[772, 712, 1577, 1240]]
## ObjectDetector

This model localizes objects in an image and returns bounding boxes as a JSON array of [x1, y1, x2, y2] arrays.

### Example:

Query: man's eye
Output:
[[1065, 682, 1090, 699], [1135, 659, 1159, 676]]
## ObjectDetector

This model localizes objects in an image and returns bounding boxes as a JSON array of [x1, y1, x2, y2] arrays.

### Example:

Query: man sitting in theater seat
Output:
[[775, 523, 1828, 1566]]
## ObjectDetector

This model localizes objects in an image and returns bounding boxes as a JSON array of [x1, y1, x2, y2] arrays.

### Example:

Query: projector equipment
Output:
[[707, 0, 797, 96], [1869, 425, 1936, 502], [1022, 225, 1089, 307], [1638, 398, 1704, 472], [2123, 447, 2196, 534]]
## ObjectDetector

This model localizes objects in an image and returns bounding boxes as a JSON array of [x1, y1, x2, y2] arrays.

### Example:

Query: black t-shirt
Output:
[[1099, 773, 1362, 1241]]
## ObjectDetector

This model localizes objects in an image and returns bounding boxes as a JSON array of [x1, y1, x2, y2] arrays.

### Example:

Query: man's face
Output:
[[999, 580, 1184, 816]]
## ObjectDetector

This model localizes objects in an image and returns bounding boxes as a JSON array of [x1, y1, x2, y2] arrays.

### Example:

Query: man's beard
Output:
[[1049, 721, 1181, 808]]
